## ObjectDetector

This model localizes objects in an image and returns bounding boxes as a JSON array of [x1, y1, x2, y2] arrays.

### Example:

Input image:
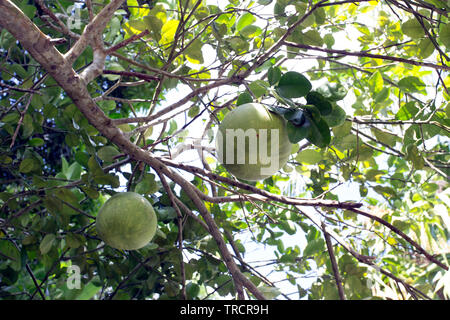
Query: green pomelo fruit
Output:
[[215, 103, 293, 181], [95, 192, 157, 250]]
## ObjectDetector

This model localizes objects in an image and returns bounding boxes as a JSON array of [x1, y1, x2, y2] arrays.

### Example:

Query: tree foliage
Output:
[[0, 0, 449, 300]]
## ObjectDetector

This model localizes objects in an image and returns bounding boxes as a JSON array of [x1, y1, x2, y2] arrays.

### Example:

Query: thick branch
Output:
[[0, 1, 265, 299], [65, 0, 125, 64]]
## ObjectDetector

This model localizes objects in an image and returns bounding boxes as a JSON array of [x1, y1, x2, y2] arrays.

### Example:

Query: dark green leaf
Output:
[[268, 66, 282, 86], [0, 240, 21, 271], [236, 92, 253, 106], [306, 91, 332, 116], [19, 158, 37, 173], [28, 138, 45, 147], [440, 23, 450, 49], [276, 71, 312, 98], [286, 119, 310, 144], [401, 19, 428, 39], [306, 115, 331, 148], [284, 109, 305, 126]]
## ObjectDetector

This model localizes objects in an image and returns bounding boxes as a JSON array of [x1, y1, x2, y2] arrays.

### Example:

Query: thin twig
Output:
[[322, 221, 346, 300]]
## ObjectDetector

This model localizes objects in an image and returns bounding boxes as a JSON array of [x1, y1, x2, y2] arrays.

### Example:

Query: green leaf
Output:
[[20, 4, 36, 19], [160, 19, 179, 46], [396, 101, 419, 120], [128, 19, 147, 31], [313, 7, 326, 25], [240, 25, 262, 38], [366, 169, 386, 182], [28, 137, 45, 147], [405, 144, 424, 169], [0, 240, 21, 271], [439, 23, 450, 49], [286, 119, 309, 143], [371, 128, 398, 148], [276, 71, 312, 98], [65, 133, 80, 147], [66, 162, 82, 180], [97, 146, 120, 163], [306, 91, 332, 116], [398, 76, 426, 94], [127, 0, 139, 17], [248, 80, 269, 98], [374, 87, 390, 103], [81, 186, 99, 199], [296, 149, 323, 164], [193, 5, 210, 21], [236, 12, 256, 32], [97, 100, 116, 112], [40, 234, 56, 255], [236, 92, 253, 106], [186, 282, 200, 299], [323, 34, 335, 48], [88, 156, 104, 176], [226, 36, 249, 52], [21, 113, 34, 138], [77, 282, 101, 300], [19, 158, 37, 173], [401, 19, 428, 39], [184, 39, 204, 64], [307, 116, 331, 148], [317, 83, 347, 101], [368, 71, 384, 95], [302, 29, 323, 47], [144, 15, 163, 42], [268, 66, 282, 86], [418, 38, 434, 59], [303, 238, 325, 257], [66, 233, 82, 249], [188, 105, 200, 118], [93, 174, 120, 188], [257, 285, 281, 299], [135, 174, 158, 195], [373, 186, 397, 199], [322, 104, 346, 127]]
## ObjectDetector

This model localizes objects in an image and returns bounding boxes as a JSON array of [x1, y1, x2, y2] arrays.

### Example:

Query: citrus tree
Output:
[[0, 0, 449, 300]]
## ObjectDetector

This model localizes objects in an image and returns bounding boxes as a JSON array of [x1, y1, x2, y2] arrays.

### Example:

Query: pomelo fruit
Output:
[[215, 103, 292, 181], [95, 192, 157, 250]]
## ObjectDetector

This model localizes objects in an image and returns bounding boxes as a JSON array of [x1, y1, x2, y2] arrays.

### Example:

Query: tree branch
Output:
[[283, 41, 450, 71], [322, 222, 346, 300]]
